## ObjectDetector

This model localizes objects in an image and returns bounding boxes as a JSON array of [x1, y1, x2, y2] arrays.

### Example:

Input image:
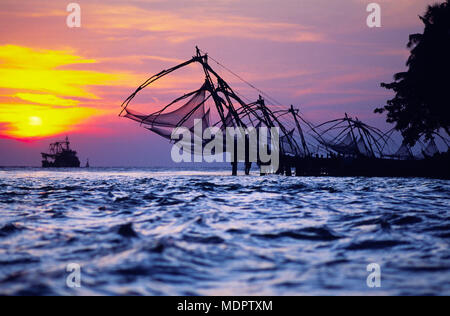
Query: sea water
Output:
[[0, 168, 449, 295]]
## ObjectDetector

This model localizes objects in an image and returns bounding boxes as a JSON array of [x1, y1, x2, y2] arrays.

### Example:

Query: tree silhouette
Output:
[[376, 0, 450, 146]]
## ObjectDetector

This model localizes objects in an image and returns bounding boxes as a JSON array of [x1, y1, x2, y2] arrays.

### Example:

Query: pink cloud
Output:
[[0, 0, 431, 165]]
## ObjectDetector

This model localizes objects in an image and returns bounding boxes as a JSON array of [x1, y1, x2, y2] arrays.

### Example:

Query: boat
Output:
[[41, 136, 81, 168]]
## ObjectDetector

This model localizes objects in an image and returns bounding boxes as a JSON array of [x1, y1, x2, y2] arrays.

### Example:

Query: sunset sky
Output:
[[0, 0, 432, 166]]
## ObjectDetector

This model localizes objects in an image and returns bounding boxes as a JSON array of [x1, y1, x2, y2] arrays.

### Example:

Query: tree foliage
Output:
[[376, 0, 450, 145]]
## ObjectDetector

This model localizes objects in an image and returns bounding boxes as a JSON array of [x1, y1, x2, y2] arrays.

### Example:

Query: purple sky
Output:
[[0, 0, 433, 166]]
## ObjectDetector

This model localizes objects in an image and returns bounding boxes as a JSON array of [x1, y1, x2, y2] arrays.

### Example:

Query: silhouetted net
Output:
[[424, 139, 439, 157], [389, 143, 414, 160], [123, 84, 210, 140]]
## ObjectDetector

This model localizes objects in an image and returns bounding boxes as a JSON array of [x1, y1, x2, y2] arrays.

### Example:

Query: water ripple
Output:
[[0, 168, 449, 295]]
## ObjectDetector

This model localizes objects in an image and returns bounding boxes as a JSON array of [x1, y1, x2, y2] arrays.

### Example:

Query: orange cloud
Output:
[[84, 4, 325, 43], [0, 45, 135, 140], [0, 45, 120, 98], [14, 93, 80, 106], [0, 103, 99, 139]]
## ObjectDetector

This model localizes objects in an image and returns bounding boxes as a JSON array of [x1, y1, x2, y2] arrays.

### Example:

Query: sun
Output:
[[0, 104, 98, 139], [28, 116, 43, 126]]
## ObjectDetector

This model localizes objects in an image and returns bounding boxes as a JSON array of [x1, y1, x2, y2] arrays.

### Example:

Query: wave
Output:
[[254, 226, 342, 241]]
